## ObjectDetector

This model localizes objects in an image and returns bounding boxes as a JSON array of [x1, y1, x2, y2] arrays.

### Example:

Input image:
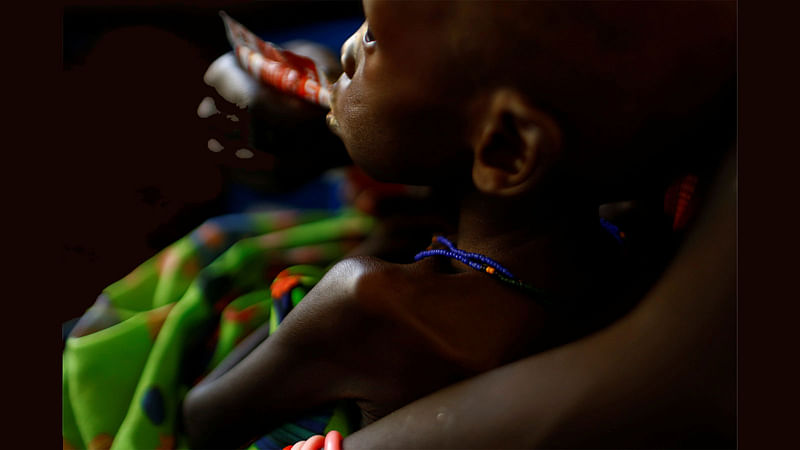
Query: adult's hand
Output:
[[344, 149, 736, 449]]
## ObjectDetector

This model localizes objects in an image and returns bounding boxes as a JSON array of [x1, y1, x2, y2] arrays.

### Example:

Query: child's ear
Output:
[[470, 89, 562, 196]]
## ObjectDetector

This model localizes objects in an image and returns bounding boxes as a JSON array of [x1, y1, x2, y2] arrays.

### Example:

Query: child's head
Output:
[[327, 0, 735, 203]]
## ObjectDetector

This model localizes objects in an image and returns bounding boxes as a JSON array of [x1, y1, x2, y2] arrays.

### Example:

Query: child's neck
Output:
[[453, 190, 604, 296]]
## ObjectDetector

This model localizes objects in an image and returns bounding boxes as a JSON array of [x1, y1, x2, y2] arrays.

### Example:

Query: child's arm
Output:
[[182, 259, 365, 448], [182, 257, 451, 449], [343, 150, 736, 449]]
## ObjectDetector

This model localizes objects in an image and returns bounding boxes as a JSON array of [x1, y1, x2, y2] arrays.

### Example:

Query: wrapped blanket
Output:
[[63, 209, 375, 449]]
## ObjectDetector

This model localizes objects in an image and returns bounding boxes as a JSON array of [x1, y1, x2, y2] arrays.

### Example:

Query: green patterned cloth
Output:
[[63, 209, 375, 450]]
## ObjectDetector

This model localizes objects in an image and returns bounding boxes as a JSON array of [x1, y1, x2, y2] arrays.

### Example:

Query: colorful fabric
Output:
[[63, 208, 375, 450]]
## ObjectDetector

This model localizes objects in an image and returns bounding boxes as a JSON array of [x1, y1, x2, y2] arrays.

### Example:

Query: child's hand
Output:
[[196, 43, 351, 191], [202, 40, 339, 117], [201, 51, 260, 110]]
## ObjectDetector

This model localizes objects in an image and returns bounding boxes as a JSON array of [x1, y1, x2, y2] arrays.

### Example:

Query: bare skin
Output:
[[343, 148, 736, 449], [183, 1, 734, 448], [183, 208, 626, 448]]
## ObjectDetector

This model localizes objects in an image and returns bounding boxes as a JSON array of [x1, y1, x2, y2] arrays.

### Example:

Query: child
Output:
[[183, 1, 735, 448]]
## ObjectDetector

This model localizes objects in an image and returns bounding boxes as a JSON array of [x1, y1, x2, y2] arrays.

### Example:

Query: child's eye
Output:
[[363, 27, 376, 44]]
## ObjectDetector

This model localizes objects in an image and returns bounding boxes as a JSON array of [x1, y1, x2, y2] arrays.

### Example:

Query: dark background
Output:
[[56, 0, 363, 323], [41, 2, 797, 449]]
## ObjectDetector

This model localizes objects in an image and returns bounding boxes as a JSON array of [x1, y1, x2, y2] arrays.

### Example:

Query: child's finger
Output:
[[204, 51, 260, 108], [204, 138, 276, 170], [324, 431, 342, 450], [301, 434, 325, 450], [286, 432, 340, 450], [196, 93, 276, 166]]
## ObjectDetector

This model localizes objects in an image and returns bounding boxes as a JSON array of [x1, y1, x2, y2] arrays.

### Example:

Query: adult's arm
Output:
[[344, 150, 736, 449]]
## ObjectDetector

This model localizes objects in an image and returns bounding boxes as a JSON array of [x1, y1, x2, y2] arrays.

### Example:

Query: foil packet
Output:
[[220, 11, 332, 108]]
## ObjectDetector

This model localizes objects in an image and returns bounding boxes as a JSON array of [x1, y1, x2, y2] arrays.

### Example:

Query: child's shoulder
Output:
[[318, 255, 549, 370], [317, 255, 423, 311], [320, 255, 494, 309]]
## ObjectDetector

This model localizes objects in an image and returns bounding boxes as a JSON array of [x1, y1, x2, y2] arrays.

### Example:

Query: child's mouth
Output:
[[326, 80, 341, 133], [326, 111, 340, 133]]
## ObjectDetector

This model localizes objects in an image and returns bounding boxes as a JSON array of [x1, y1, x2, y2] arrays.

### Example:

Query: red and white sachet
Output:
[[220, 11, 332, 108]]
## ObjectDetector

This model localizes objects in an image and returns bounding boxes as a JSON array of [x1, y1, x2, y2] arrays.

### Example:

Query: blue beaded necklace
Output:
[[414, 235, 553, 301], [413, 221, 624, 306]]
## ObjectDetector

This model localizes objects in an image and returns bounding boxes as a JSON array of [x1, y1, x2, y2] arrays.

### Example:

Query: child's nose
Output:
[[340, 23, 366, 79], [340, 34, 357, 79]]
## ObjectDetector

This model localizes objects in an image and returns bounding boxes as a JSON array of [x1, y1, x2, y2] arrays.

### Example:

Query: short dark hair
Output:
[[447, 1, 736, 201]]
